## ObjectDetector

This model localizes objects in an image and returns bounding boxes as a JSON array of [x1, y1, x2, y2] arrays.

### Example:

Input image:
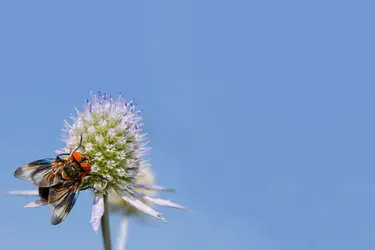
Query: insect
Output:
[[14, 136, 92, 225]]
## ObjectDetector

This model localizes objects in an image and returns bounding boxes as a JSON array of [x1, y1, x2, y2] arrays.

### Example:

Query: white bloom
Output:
[[85, 142, 94, 151], [107, 167, 186, 214], [108, 128, 116, 138], [95, 134, 104, 144], [57, 92, 188, 231], [88, 125, 96, 134]]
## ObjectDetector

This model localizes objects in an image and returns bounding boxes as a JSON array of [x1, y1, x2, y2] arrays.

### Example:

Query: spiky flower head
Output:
[[58, 92, 148, 194], [58, 92, 187, 231]]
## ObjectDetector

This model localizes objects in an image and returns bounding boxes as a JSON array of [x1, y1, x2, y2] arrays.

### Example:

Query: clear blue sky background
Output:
[[0, 1, 375, 250]]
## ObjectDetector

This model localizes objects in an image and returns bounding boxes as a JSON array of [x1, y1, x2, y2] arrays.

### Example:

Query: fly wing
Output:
[[49, 179, 81, 225], [14, 158, 53, 180], [14, 158, 61, 187], [14, 158, 62, 187]]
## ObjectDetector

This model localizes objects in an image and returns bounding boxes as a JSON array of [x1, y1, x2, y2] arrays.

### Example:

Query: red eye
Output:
[[80, 162, 91, 173], [72, 152, 82, 163]]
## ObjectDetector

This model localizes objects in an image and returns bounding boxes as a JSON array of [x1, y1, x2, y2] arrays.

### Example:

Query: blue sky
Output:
[[1, 1, 375, 250]]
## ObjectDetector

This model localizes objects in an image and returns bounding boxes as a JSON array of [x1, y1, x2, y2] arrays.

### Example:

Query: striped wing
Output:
[[14, 158, 61, 187], [49, 179, 82, 225]]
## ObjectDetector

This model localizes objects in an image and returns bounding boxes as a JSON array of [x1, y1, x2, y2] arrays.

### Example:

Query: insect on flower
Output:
[[14, 135, 92, 225]]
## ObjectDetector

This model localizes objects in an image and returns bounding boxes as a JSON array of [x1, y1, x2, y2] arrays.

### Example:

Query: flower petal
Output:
[[135, 185, 175, 192], [143, 196, 190, 211], [90, 193, 104, 232], [25, 200, 47, 208], [8, 190, 39, 196], [119, 191, 166, 222]]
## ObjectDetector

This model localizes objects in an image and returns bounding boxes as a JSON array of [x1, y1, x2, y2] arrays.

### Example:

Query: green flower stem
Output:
[[101, 194, 112, 250]]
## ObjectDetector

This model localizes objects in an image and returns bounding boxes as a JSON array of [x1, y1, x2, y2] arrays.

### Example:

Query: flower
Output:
[[107, 165, 187, 214], [57, 92, 187, 231]]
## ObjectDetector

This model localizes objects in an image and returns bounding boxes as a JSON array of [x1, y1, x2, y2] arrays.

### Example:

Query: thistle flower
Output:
[[57, 92, 187, 232]]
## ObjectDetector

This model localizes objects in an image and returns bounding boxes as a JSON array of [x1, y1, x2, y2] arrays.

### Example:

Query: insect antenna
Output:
[[71, 134, 83, 155], [56, 153, 70, 160]]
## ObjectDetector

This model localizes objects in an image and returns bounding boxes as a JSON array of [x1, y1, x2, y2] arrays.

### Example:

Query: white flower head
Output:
[[58, 92, 147, 194], [56, 92, 188, 232]]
